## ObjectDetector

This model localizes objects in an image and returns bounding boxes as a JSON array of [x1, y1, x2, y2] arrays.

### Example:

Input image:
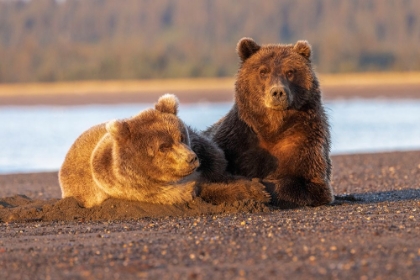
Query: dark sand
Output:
[[1, 84, 420, 279], [1, 151, 419, 279]]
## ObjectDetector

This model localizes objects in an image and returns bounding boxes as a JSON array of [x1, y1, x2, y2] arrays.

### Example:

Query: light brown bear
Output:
[[59, 94, 270, 208]]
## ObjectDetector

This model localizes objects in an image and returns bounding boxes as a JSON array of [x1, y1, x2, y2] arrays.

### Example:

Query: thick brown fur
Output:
[[59, 94, 270, 208], [204, 38, 333, 208]]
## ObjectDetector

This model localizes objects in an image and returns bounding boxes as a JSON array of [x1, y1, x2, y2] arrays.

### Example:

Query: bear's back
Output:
[[59, 124, 108, 204]]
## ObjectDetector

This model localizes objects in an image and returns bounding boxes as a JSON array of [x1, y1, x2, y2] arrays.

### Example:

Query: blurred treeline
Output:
[[0, 0, 419, 83]]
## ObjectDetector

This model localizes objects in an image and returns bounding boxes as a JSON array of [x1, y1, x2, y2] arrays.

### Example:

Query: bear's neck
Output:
[[243, 108, 289, 140], [91, 136, 149, 192], [236, 103, 319, 142]]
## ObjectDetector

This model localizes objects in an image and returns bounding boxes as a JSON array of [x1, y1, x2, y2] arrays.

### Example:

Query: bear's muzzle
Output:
[[266, 85, 292, 110]]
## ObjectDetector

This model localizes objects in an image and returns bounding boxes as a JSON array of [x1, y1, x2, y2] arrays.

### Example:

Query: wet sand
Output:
[[1, 80, 419, 278]]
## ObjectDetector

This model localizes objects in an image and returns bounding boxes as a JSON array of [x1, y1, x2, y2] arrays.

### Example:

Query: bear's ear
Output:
[[155, 93, 179, 115], [293, 40, 312, 60], [237, 37, 260, 62], [106, 119, 130, 141]]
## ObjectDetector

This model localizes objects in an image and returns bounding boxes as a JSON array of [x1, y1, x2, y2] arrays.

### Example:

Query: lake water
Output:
[[1, 99, 420, 174]]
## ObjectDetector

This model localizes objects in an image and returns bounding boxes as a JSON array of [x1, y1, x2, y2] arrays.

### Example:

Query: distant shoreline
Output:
[[0, 72, 419, 106]]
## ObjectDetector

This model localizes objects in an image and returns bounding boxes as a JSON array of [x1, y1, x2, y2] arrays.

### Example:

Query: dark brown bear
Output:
[[204, 38, 334, 208]]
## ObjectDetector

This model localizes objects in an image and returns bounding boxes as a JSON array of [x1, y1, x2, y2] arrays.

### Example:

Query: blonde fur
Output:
[[59, 94, 198, 208]]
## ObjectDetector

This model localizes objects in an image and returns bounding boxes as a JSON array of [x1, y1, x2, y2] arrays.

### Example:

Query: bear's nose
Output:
[[187, 154, 198, 164], [270, 86, 285, 98]]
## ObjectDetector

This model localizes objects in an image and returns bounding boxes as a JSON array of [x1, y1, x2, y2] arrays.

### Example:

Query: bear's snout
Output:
[[266, 85, 291, 110], [186, 153, 198, 165], [270, 86, 286, 99]]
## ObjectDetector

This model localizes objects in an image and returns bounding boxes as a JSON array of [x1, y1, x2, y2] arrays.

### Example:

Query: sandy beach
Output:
[[0, 77, 419, 279], [1, 151, 419, 279], [1, 73, 420, 105]]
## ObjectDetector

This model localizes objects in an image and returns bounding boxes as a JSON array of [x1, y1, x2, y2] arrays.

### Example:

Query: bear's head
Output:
[[105, 94, 199, 184], [235, 37, 321, 127]]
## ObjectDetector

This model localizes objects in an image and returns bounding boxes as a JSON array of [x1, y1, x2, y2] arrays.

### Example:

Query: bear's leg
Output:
[[197, 177, 271, 205], [79, 188, 110, 208], [263, 177, 334, 208]]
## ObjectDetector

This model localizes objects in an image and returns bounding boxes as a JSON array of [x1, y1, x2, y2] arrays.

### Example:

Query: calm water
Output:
[[1, 99, 420, 174]]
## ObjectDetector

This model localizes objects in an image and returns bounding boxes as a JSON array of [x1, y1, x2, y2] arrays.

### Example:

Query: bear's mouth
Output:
[[267, 103, 289, 111], [271, 105, 288, 111], [264, 96, 289, 111], [179, 166, 198, 177]]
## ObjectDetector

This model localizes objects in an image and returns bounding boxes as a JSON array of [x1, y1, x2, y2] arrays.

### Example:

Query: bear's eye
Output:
[[286, 70, 294, 80], [159, 143, 171, 152], [259, 67, 269, 79], [180, 134, 184, 143]]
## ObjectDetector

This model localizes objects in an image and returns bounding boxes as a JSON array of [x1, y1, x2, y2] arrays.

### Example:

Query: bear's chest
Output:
[[259, 133, 304, 159], [228, 133, 305, 178]]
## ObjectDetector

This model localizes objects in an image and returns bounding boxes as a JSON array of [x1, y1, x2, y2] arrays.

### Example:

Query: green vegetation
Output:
[[0, 0, 419, 83]]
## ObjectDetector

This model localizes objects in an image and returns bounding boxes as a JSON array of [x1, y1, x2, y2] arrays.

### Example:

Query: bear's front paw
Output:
[[245, 178, 271, 203], [197, 178, 271, 205]]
